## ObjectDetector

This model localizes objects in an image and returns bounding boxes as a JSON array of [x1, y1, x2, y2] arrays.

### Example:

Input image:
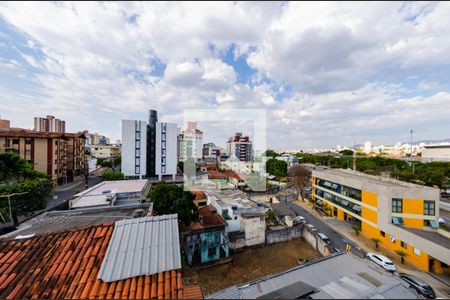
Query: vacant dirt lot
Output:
[[183, 238, 320, 295]]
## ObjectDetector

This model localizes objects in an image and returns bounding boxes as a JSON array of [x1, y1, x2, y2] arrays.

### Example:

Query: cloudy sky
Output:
[[1, 2, 449, 150]]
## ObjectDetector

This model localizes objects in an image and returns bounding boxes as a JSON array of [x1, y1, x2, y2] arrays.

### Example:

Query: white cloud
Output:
[[0, 2, 449, 148]]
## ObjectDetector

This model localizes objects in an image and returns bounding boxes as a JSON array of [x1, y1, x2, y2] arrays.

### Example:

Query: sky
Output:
[[1, 2, 450, 150]]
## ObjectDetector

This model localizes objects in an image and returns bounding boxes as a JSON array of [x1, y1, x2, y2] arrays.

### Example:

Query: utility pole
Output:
[[0, 192, 28, 225]]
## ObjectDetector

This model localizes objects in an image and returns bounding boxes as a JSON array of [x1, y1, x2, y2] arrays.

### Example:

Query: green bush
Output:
[[101, 171, 125, 181]]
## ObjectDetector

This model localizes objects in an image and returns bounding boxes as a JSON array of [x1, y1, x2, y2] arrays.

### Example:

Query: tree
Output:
[[0, 178, 53, 225], [352, 224, 360, 236], [288, 165, 311, 201], [266, 209, 275, 221], [395, 250, 407, 264], [97, 158, 113, 169], [264, 150, 280, 158], [148, 182, 197, 225], [177, 161, 184, 174], [339, 149, 354, 156], [266, 158, 287, 177], [101, 171, 125, 181], [113, 156, 121, 168], [371, 237, 380, 249], [0, 153, 53, 225]]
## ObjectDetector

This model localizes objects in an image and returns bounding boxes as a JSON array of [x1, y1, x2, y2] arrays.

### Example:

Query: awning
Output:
[[429, 220, 439, 229]]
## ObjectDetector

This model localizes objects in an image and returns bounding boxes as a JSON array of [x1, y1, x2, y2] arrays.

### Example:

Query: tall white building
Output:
[[121, 110, 178, 180], [364, 141, 372, 154], [178, 122, 203, 162], [121, 120, 147, 179]]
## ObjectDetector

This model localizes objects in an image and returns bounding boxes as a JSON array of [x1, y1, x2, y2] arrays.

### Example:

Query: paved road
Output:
[[284, 202, 366, 257], [47, 176, 103, 210]]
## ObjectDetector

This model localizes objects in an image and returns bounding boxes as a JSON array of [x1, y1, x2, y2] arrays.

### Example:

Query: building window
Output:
[[424, 201, 435, 216], [380, 231, 385, 237], [208, 247, 215, 257], [135, 158, 140, 165], [12, 138, 19, 145], [25, 138, 31, 144], [136, 141, 140, 148], [161, 166, 166, 173], [161, 141, 166, 149], [135, 149, 140, 157], [135, 166, 140, 174], [392, 198, 402, 213], [161, 157, 166, 164], [413, 248, 421, 256], [400, 241, 407, 249]]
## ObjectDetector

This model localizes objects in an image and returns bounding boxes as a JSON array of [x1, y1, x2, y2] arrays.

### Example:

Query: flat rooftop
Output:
[[207, 252, 417, 299], [207, 189, 257, 209], [313, 167, 437, 191], [71, 180, 149, 209]]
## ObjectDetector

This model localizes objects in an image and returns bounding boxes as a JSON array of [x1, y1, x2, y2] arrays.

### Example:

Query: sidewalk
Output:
[[292, 200, 450, 297], [55, 177, 83, 192]]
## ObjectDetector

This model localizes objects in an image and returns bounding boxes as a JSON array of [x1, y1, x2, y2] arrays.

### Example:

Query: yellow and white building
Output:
[[312, 168, 450, 274]]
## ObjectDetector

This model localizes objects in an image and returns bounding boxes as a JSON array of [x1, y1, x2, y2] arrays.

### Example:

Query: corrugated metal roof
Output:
[[98, 214, 181, 282]]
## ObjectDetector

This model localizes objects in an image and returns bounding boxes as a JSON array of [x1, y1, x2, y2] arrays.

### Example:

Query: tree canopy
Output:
[[101, 171, 125, 181], [266, 158, 287, 177], [0, 153, 53, 224], [296, 153, 450, 188], [264, 150, 280, 158], [148, 182, 197, 226]]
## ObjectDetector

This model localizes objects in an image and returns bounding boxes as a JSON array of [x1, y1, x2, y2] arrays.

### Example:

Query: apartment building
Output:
[[312, 168, 449, 274], [0, 123, 86, 185], [226, 132, 252, 161], [121, 120, 147, 179], [178, 122, 203, 162], [121, 110, 178, 180], [87, 144, 121, 159], [34, 115, 65, 133]]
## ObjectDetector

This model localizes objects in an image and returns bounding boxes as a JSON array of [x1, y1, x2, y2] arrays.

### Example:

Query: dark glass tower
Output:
[[147, 110, 158, 177]]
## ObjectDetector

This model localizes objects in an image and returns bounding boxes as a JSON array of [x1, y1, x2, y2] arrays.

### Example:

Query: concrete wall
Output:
[[265, 225, 303, 245], [241, 215, 266, 247]]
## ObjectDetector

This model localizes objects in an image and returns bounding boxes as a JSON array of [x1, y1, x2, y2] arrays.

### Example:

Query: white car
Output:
[[366, 253, 396, 272]]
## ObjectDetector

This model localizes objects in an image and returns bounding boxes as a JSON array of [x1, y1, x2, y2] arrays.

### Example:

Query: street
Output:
[[47, 175, 103, 210], [285, 202, 355, 253]]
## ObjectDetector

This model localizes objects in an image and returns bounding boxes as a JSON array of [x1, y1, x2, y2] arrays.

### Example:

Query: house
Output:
[[191, 190, 208, 208], [183, 206, 229, 265], [207, 169, 232, 190], [0, 214, 203, 299], [69, 180, 150, 209], [207, 252, 418, 299], [222, 170, 246, 188]]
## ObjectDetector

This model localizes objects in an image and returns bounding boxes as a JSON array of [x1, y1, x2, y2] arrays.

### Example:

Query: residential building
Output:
[[0, 215, 203, 299], [34, 115, 65, 133], [207, 252, 418, 299], [312, 168, 449, 274], [155, 122, 178, 180], [421, 145, 450, 162], [364, 141, 372, 153], [206, 190, 266, 235], [122, 110, 178, 180], [121, 119, 147, 179], [86, 144, 120, 159], [226, 132, 252, 162], [202, 142, 221, 159], [69, 180, 150, 209], [178, 122, 203, 162], [0, 122, 86, 185], [183, 205, 229, 265], [275, 154, 299, 168]]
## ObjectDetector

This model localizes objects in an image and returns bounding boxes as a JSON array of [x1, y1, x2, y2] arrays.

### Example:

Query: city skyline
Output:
[[1, 2, 450, 149]]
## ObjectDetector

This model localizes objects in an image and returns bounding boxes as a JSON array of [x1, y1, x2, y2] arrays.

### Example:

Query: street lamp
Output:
[[0, 192, 28, 224]]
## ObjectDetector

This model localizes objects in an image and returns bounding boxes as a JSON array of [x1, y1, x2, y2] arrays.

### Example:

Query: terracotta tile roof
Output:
[[221, 170, 241, 180], [190, 206, 227, 231], [190, 190, 206, 201], [207, 170, 227, 180], [0, 223, 193, 299], [205, 164, 217, 170], [0, 128, 85, 139], [183, 285, 203, 299]]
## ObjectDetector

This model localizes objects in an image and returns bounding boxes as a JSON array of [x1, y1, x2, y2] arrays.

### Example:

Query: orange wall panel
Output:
[[362, 190, 378, 208]]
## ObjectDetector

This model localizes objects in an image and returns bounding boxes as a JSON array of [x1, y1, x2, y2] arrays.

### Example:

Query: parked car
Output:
[[399, 273, 436, 298], [366, 253, 396, 272], [317, 232, 331, 245]]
